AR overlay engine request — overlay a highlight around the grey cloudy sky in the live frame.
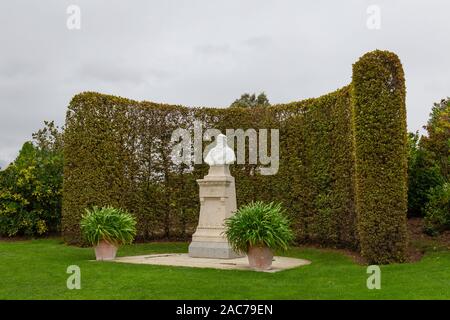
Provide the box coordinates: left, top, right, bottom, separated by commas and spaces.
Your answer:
0, 0, 449, 168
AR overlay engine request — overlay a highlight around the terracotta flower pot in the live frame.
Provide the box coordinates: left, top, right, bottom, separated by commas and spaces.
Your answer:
247, 245, 274, 270
94, 240, 118, 260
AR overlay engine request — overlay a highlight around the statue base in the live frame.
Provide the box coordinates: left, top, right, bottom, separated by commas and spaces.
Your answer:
189, 165, 243, 259
188, 241, 241, 259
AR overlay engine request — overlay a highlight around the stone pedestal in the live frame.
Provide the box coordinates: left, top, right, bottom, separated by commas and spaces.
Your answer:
189, 165, 242, 259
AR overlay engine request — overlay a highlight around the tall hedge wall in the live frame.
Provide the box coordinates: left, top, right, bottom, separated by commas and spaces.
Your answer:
352, 51, 408, 263
62, 50, 408, 263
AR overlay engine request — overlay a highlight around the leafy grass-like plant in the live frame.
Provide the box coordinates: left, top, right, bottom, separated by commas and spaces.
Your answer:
80, 206, 137, 246
224, 201, 294, 254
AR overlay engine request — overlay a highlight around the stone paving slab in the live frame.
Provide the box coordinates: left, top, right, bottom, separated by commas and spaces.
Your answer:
113, 253, 311, 273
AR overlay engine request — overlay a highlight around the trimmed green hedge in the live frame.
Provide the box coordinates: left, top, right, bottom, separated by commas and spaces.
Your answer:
62, 50, 408, 263
352, 51, 408, 263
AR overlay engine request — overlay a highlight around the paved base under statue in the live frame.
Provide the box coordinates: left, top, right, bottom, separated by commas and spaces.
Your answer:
113, 254, 311, 273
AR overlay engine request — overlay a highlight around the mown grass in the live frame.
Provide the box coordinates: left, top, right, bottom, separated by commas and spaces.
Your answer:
0, 239, 449, 299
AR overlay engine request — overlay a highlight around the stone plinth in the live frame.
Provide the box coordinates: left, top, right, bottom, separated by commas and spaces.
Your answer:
188, 165, 242, 258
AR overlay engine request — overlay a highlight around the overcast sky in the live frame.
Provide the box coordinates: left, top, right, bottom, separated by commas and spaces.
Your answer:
0, 0, 449, 168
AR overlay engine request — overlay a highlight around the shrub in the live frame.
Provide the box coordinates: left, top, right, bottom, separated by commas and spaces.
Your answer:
407, 132, 445, 217
424, 183, 450, 235
224, 201, 294, 253
80, 206, 137, 246
0, 140, 63, 237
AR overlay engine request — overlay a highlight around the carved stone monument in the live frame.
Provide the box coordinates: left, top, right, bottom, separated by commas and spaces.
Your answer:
188, 134, 242, 258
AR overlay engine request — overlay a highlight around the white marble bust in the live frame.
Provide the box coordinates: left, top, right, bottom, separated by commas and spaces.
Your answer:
204, 134, 235, 166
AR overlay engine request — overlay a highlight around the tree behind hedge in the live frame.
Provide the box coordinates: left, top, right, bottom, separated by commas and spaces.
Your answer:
420, 98, 449, 180
230, 92, 270, 108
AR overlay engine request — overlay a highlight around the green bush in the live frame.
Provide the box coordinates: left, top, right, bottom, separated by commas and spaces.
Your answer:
424, 183, 450, 235
80, 206, 137, 246
0, 140, 63, 237
407, 132, 445, 217
224, 202, 294, 253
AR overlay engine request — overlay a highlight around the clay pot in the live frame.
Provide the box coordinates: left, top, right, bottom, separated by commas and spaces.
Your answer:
94, 240, 118, 260
247, 245, 274, 270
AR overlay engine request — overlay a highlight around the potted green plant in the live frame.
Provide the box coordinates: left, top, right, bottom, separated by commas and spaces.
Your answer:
224, 201, 294, 270
80, 206, 137, 260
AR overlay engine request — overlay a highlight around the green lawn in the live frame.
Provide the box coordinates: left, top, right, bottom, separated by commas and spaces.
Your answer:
0, 239, 449, 299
